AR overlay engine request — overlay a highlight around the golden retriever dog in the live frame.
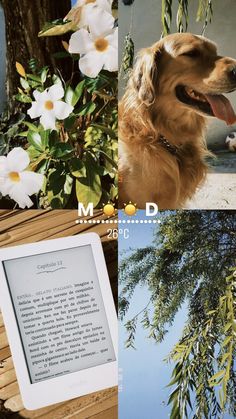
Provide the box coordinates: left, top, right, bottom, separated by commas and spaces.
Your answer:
119, 33, 236, 209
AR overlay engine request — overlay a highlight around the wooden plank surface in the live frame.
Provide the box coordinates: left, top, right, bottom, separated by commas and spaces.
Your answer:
0, 210, 118, 418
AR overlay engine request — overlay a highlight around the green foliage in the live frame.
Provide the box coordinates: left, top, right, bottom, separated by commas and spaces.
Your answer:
161, 0, 214, 35
166, 270, 236, 418
1, 55, 118, 208
119, 211, 236, 417
0, 112, 26, 154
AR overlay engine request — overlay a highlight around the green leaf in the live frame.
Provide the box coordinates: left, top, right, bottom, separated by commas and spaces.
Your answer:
65, 82, 85, 107
41, 68, 49, 84
48, 130, 59, 149
76, 175, 101, 207
0, 134, 8, 155
27, 131, 44, 151
50, 143, 74, 160
222, 336, 232, 347
24, 122, 39, 132
64, 114, 77, 130
47, 168, 73, 209
38, 20, 76, 37
220, 353, 230, 367
224, 322, 232, 333
167, 386, 180, 405
69, 158, 86, 178
170, 401, 180, 419
27, 74, 42, 83
74, 80, 85, 104
209, 370, 225, 383
65, 86, 75, 106
27, 145, 42, 160
48, 167, 66, 195
76, 155, 102, 207
91, 123, 117, 139
15, 94, 32, 103
20, 77, 30, 90
77, 102, 96, 116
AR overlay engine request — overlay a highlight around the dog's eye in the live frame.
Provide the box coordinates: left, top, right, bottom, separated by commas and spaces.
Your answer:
181, 49, 200, 58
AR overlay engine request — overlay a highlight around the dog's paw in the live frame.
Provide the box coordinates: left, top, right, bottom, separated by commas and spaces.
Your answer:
225, 132, 236, 151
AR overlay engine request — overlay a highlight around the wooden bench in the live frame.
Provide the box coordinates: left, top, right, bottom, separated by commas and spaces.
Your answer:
0, 210, 118, 418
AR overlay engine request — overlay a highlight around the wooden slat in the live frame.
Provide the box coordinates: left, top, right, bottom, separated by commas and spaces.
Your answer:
0, 210, 118, 419
89, 406, 117, 419
0, 331, 8, 350
0, 381, 19, 400
0, 211, 117, 247
17, 402, 66, 419
0, 357, 13, 375
0, 346, 11, 362
0, 369, 16, 388
35, 388, 117, 419
0, 313, 4, 327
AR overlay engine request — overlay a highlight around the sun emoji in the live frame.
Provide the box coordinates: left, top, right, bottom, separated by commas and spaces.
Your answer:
103, 202, 116, 217
124, 202, 138, 216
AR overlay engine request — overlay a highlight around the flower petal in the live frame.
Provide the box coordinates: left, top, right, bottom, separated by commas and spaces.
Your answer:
0, 177, 12, 195
0, 156, 8, 176
40, 112, 56, 130
106, 27, 118, 49
103, 46, 118, 72
33, 90, 48, 102
79, 50, 104, 78
88, 9, 114, 38
20, 171, 44, 195
97, 0, 112, 13
8, 183, 34, 208
79, 1, 112, 28
48, 84, 65, 101
6, 148, 30, 172
54, 101, 74, 120
69, 29, 93, 54
27, 101, 44, 119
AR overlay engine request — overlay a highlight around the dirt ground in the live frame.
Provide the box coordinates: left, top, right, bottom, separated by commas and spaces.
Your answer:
186, 173, 236, 209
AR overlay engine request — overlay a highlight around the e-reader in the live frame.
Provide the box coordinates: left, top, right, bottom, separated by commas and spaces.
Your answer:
0, 233, 117, 410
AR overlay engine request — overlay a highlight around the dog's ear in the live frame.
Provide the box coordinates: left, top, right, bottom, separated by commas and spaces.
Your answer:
133, 47, 161, 106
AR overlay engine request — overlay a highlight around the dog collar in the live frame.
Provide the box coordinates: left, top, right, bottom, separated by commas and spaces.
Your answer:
158, 135, 179, 156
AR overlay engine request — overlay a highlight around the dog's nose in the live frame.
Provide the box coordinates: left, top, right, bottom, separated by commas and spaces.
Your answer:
229, 67, 236, 83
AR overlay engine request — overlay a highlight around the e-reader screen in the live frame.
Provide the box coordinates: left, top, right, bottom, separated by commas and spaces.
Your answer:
2, 245, 116, 384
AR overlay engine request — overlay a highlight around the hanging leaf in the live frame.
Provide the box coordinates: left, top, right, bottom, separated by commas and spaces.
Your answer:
121, 34, 135, 73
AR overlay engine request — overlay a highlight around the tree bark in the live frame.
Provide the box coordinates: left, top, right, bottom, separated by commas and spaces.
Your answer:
1, 0, 71, 111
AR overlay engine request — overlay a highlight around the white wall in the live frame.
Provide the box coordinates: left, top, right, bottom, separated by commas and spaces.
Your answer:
119, 0, 236, 146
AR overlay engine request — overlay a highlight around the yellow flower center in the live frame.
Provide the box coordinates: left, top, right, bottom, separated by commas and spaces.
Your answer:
94, 38, 109, 52
85, 0, 96, 4
9, 172, 20, 182
44, 100, 54, 110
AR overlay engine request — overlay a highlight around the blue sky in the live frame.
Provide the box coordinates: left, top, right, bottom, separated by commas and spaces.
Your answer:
118, 211, 234, 419
119, 212, 186, 418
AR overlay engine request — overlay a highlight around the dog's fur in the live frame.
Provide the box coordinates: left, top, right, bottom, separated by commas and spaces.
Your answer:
119, 33, 236, 209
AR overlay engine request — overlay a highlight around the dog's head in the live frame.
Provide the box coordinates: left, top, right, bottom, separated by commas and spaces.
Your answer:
132, 33, 236, 125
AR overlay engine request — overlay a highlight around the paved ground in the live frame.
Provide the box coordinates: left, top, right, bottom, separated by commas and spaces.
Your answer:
186, 173, 236, 209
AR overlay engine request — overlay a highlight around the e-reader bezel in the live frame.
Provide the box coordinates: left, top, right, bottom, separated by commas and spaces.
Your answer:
0, 233, 117, 410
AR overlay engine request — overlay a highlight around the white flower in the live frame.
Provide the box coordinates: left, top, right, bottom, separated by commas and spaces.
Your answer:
27, 84, 74, 130
0, 148, 44, 209
66, 0, 113, 29
69, 9, 118, 78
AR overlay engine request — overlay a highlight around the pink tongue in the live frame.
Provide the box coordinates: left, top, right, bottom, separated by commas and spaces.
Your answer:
205, 94, 236, 126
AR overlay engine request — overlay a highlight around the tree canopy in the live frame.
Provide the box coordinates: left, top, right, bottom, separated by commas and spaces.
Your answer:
119, 211, 236, 418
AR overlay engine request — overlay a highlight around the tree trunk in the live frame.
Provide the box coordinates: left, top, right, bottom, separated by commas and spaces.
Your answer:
1, 0, 71, 111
